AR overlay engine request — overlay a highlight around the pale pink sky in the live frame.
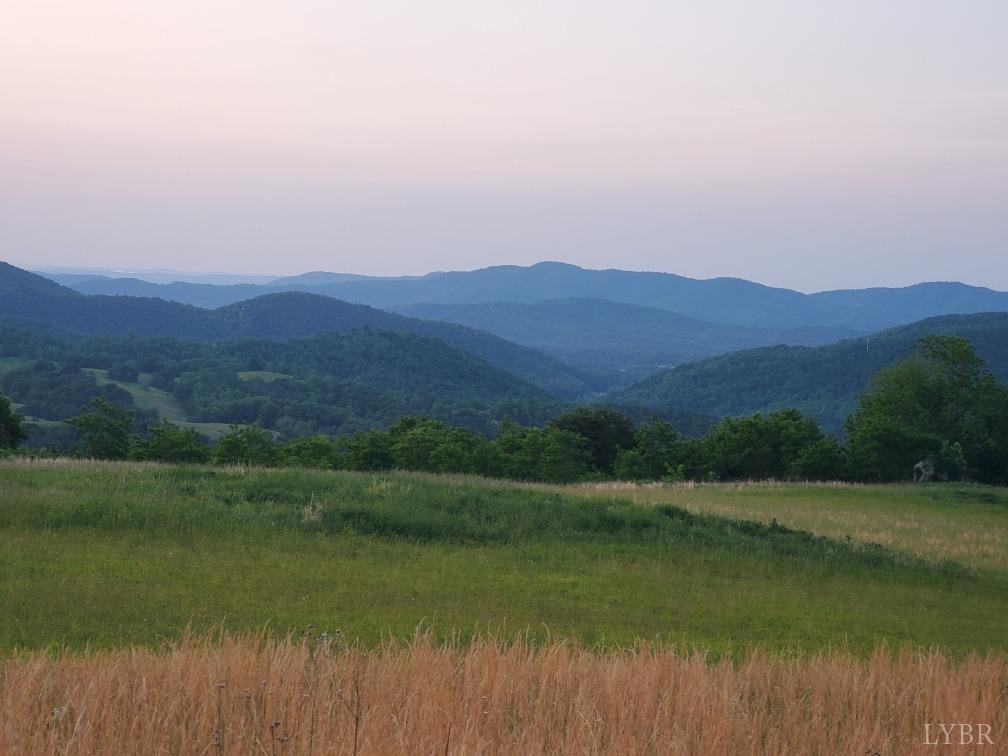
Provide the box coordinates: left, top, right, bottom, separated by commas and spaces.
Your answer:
2, 1, 1006, 291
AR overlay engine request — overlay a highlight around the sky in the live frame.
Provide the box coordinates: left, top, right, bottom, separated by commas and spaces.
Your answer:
2, 1, 1006, 292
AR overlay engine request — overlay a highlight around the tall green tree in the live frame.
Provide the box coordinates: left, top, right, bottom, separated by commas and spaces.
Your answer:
537, 427, 593, 483
492, 419, 542, 480
345, 429, 394, 471
67, 398, 135, 459
702, 409, 825, 480
428, 427, 491, 474
135, 421, 210, 463
212, 425, 276, 466
278, 435, 340, 469
845, 336, 1008, 483
615, 417, 690, 481
548, 406, 635, 474
0, 392, 27, 450
389, 416, 448, 471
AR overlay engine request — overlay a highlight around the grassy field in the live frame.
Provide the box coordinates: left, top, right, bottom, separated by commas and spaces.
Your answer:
237, 370, 294, 382
0, 356, 32, 376
2, 459, 1006, 655
83, 368, 188, 422
81, 368, 233, 438
3, 459, 1006, 753
567, 480, 1008, 572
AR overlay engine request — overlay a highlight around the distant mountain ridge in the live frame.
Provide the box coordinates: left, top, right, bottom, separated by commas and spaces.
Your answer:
0, 262, 596, 399
10, 259, 1008, 438
42, 269, 277, 285
809, 282, 1008, 327
609, 312, 1008, 434
45, 276, 280, 309
40, 260, 1008, 332
394, 298, 863, 382
269, 271, 427, 286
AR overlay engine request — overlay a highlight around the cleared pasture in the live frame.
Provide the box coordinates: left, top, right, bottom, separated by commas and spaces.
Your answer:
2, 459, 1005, 654
566, 480, 1008, 572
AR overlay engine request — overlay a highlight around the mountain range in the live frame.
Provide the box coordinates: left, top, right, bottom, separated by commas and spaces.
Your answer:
1, 262, 594, 399
38, 261, 1008, 382
5, 258, 1008, 439
44, 261, 1008, 332
393, 299, 862, 381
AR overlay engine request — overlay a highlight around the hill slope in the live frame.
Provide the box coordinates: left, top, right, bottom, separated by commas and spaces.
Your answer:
395, 298, 863, 380
610, 312, 1008, 434
0, 263, 595, 398
1, 328, 560, 435
0, 261, 84, 320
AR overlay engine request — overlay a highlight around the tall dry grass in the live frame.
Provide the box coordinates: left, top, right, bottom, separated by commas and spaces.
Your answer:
560, 479, 1008, 573
2, 633, 1004, 755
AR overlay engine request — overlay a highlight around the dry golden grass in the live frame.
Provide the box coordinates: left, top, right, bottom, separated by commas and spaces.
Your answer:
3, 633, 1005, 755
559, 479, 1008, 572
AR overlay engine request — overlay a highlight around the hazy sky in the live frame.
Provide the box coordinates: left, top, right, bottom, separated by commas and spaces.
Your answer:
2, 1, 1006, 291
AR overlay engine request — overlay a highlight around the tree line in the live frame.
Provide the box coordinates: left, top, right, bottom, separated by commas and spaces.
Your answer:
2, 336, 1006, 485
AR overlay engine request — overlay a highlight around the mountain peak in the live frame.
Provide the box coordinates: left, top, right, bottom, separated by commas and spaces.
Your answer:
529, 261, 583, 271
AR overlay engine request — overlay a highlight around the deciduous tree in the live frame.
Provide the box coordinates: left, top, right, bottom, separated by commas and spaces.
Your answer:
0, 392, 27, 450
67, 398, 135, 459
846, 336, 1008, 483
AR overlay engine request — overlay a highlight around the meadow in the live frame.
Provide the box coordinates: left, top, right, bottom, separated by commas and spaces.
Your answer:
2, 458, 1006, 653
2, 458, 1006, 752
569, 479, 1008, 572
83, 368, 233, 439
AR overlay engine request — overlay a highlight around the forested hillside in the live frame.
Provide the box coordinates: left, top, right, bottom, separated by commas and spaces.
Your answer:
0, 264, 596, 398
0, 329, 558, 436
10, 261, 1008, 441
610, 313, 1008, 434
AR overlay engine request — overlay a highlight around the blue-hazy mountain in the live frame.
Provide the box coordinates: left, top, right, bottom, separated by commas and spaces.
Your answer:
42, 261, 1008, 332
809, 283, 1008, 328
394, 298, 863, 382
46, 277, 278, 309
269, 271, 405, 286
41, 268, 277, 285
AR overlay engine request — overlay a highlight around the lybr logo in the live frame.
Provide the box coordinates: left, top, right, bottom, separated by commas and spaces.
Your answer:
923, 723, 994, 746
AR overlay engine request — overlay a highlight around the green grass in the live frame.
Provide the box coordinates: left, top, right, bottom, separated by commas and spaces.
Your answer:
237, 370, 293, 382
80, 368, 231, 438
568, 481, 1008, 571
175, 421, 234, 439
83, 368, 188, 422
0, 357, 32, 376
1, 460, 1006, 655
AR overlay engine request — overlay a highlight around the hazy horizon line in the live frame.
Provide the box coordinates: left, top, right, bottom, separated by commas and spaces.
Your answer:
24, 259, 1007, 296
